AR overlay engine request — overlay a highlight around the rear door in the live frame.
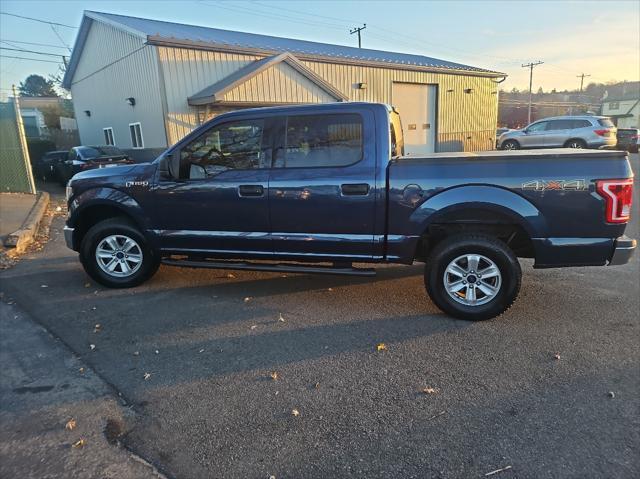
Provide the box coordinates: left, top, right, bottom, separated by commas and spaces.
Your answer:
268, 108, 378, 260
544, 119, 573, 147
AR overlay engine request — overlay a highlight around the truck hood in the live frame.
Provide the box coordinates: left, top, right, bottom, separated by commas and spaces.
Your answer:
70, 162, 152, 183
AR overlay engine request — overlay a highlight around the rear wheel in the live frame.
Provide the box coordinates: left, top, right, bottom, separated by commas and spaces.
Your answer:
424, 234, 521, 321
564, 139, 586, 149
502, 140, 520, 150
80, 218, 160, 288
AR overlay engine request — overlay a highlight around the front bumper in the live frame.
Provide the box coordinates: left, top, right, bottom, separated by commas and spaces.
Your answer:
609, 236, 636, 265
63, 225, 76, 251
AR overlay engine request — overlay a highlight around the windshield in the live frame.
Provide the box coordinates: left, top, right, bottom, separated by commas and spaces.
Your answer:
79, 146, 124, 157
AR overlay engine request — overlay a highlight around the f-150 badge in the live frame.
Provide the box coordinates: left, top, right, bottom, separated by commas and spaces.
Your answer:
125, 181, 149, 187
522, 179, 586, 191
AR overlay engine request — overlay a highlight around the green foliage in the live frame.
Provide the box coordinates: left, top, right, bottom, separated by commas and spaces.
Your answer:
18, 74, 58, 97
26, 138, 57, 162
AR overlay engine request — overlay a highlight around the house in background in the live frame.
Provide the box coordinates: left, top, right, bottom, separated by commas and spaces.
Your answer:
62, 11, 505, 160
602, 91, 640, 128
19, 107, 47, 138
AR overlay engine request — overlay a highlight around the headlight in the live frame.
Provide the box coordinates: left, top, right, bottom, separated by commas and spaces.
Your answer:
66, 185, 73, 201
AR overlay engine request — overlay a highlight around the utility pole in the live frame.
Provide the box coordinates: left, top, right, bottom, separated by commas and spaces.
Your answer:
350, 24, 366, 48
577, 73, 590, 92
522, 61, 544, 124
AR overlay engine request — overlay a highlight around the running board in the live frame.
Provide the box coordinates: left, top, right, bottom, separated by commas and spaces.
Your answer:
161, 258, 376, 277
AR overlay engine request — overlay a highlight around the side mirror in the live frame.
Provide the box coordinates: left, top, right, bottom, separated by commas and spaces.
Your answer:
189, 163, 207, 179
168, 150, 181, 179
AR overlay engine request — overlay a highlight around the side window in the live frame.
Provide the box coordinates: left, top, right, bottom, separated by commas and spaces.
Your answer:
527, 122, 547, 132
571, 120, 591, 129
180, 119, 266, 179
129, 123, 144, 149
546, 119, 572, 130
282, 113, 363, 168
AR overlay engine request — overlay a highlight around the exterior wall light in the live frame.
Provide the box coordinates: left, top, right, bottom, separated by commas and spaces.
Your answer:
126, 97, 136, 106
464, 88, 474, 94
356, 82, 367, 90
84, 110, 91, 117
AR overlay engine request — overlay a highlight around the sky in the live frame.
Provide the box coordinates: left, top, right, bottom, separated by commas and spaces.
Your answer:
1, 0, 639, 99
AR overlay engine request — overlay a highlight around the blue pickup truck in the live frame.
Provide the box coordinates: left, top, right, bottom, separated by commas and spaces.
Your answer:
64, 103, 635, 320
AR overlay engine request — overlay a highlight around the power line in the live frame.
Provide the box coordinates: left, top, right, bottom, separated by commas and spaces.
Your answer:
50, 24, 72, 52
0, 54, 62, 64
0, 38, 69, 49
522, 61, 544, 123
349, 24, 366, 49
0, 11, 77, 28
0, 46, 65, 57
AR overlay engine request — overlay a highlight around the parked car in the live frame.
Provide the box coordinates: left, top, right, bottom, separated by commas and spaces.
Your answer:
55, 146, 132, 185
33, 150, 68, 181
497, 116, 617, 150
63, 103, 635, 321
616, 128, 639, 153
496, 128, 511, 148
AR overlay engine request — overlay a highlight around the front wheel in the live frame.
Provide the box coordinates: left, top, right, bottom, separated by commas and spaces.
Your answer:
80, 218, 160, 288
501, 140, 520, 150
424, 234, 521, 321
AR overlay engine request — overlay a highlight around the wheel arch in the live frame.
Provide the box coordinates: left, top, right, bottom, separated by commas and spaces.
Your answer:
409, 185, 546, 261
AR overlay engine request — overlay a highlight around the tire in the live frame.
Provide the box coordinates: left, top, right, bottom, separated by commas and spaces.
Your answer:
424, 234, 521, 321
501, 139, 520, 150
564, 139, 586, 149
80, 217, 160, 288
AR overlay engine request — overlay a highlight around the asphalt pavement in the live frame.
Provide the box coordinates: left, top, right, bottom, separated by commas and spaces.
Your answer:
0, 155, 638, 479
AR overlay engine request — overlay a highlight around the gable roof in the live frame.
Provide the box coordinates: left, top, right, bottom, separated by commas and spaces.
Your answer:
63, 11, 503, 88
188, 52, 348, 106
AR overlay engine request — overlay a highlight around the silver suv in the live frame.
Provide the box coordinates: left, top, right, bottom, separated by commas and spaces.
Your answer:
497, 116, 617, 150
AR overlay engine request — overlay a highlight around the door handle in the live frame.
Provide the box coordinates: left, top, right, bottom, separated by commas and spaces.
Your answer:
341, 183, 370, 196
238, 184, 264, 197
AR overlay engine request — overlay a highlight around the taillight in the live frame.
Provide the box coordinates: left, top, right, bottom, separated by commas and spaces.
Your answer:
596, 179, 634, 223
594, 129, 611, 137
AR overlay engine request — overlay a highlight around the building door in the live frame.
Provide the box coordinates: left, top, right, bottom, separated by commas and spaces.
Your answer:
392, 83, 437, 155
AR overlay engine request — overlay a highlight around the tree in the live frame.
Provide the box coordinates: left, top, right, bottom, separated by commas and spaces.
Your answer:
18, 74, 58, 97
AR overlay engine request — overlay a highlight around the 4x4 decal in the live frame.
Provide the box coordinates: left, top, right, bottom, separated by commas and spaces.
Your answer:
522, 179, 586, 191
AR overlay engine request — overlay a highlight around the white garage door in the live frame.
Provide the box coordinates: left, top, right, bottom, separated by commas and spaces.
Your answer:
392, 83, 437, 155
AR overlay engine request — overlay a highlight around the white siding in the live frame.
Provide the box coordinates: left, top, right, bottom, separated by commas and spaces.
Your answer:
70, 21, 167, 149
602, 99, 640, 129
158, 46, 499, 151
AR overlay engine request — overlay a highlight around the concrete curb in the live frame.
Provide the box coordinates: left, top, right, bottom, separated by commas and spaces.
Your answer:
3, 191, 50, 253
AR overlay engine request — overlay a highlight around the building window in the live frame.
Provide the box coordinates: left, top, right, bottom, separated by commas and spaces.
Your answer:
129, 122, 144, 149
280, 113, 363, 168
103, 127, 115, 146
609, 101, 620, 110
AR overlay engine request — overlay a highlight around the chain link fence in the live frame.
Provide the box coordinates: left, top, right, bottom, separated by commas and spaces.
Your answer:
0, 99, 36, 193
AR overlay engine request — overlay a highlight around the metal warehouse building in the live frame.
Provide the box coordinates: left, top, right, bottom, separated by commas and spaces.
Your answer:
63, 11, 505, 159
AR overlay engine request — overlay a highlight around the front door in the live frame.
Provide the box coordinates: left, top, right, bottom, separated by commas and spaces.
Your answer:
392, 82, 437, 155
152, 117, 273, 256
268, 110, 378, 260
520, 120, 549, 148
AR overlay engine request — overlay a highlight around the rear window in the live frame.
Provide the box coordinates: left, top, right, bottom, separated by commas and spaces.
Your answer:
282, 113, 363, 168
79, 146, 124, 157
598, 119, 615, 128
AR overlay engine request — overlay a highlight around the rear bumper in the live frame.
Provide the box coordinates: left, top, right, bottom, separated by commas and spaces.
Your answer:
609, 236, 636, 266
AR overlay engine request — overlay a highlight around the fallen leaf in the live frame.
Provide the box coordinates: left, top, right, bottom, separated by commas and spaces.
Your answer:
72, 439, 85, 448
244, 297, 251, 303
89, 344, 96, 351
270, 371, 278, 381
376, 343, 387, 352
55, 206, 62, 212
133, 351, 140, 356
278, 313, 285, 322
422, 387, 439, 395
40, 284, 48, 288
554, 353, 561, 360
199, 349, 205, 353
155, 350, 159, 355
84, 283, 90, 288
314, 382, 320, 389
65, 419, 76, 431
78, 367, 85, 374
91, 306, 96, 311
94, 324, 101, 329
143, 372, 151, 380
269, 475, 276, 479
226, 273, 235, 279
608, 391, 615, 398
291, 409, 300, 417
250, 325, 258, 330
327, 287, 334, 292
